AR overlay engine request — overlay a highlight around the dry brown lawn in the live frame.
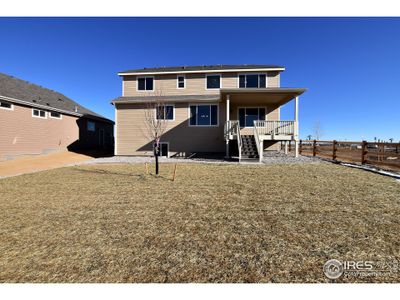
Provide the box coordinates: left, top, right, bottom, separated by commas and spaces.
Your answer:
0, 162, 399, 283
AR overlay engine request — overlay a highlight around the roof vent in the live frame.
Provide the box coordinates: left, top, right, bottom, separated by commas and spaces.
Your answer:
46, 103, 50, 106
32, 99, 37, 103
74, 106, 78, 112
58, 98, 63, 101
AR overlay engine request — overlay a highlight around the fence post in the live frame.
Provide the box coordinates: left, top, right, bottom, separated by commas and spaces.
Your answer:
299, 140, 302, 155
313, 140, 317, 157
332, 140, 337, 161
361, 141, 367, 165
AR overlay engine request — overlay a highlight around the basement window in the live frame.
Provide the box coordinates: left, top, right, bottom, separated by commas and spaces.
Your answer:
32, 109, 46, 118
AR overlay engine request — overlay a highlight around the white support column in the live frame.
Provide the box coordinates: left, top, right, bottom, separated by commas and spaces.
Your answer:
259, 140, 263, 163
225, 94, 230, 158
284, 141, 288, 155
226, 94, 230, 122
294, 96, 299, 158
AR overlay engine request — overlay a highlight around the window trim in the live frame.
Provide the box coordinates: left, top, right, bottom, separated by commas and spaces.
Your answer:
237, 106, 268, 128
205, 74, 222, 90
0, 100, 14, 111
136, 76, 155, 92
155, 104, 175, 121
188, 103, 219, 127
153, 142, 169, 158
32, 108, 47, 119
87, 120, 96, 132
49, 111, 62, 119
177, 75, 186, 89
237, 73, 268, 88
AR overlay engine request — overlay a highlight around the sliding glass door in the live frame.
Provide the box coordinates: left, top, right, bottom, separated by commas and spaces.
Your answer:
238, 107, 266, 127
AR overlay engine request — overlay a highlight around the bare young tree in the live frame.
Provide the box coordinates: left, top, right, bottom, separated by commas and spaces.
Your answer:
306, 134, 312, 140
313, 120, 324, 141
143, 91, 169, 175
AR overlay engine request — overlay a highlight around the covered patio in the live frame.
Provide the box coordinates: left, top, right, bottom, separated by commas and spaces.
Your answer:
221, 88, 306, 162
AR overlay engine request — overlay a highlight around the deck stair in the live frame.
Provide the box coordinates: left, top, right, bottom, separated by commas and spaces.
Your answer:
241, 135, 259, 159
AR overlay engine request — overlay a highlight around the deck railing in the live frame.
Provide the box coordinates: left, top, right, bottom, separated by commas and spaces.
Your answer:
254, 120, 295, 137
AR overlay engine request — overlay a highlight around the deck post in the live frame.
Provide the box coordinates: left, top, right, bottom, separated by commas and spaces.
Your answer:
294, 97, 299, 158
284, 141, 288, 155
295, 140, 299, 158
225, 95, 230, 158
259, 140, 263, 163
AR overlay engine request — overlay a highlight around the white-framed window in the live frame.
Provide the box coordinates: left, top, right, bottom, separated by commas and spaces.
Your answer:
49, 111, 62, 119
238, 74, 267, 88
156, 105, 174, 121
32, 109, 47, 119
0, 100, 13, 110
177, 75, 185, 89
87, 120, 96, 132
137, 76, 154, 91
189, 104, 219, 126
206, 74, 221, 89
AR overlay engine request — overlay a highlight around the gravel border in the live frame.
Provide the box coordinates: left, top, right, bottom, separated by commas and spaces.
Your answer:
78, 153, 322, 166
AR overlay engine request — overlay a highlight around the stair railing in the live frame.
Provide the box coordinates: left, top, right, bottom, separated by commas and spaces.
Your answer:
236, 122, 242, 162
253, 120, 262, 162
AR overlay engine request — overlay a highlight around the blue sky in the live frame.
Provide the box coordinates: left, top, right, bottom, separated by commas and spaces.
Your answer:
0, 17, 399, 141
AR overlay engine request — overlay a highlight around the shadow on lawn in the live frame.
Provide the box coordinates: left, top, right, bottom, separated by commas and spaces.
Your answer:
72, 167, 174, 181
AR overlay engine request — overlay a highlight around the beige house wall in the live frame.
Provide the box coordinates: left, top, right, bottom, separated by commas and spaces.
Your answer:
115, 98, 282, 156
116, 101, 226, 156
0, 102, 80, 160
123, 71, 281, 97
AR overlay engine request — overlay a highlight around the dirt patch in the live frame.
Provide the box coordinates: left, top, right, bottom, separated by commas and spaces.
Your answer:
0, 151, 94, 178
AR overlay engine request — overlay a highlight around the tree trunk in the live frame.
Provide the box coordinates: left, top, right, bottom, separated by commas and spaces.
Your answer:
155, 152, 159, 175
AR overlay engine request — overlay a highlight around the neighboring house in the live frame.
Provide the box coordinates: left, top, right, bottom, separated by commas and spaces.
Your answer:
112, 65, 306, 161
0, 73, 114, 161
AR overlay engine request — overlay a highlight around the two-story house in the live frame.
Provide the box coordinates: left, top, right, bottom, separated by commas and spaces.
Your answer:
112, 65, 306, 162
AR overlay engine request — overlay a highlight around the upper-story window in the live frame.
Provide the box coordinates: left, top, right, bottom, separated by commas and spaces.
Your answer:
239, 74, 267, 88
32, 109, 46, 118
137, 76, 154, 91
177, 75, 185, 89
156, 105, 174, 120
206, 75, 221, 89
0, 100, 13, 110
50, 111, 62, 119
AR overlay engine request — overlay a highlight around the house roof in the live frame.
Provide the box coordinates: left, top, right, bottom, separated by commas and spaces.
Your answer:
0, 73, 113, 124
118, 64, 285, 75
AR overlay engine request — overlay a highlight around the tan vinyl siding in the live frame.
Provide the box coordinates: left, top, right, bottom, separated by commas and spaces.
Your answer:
0, 103, 79, 160
116, 102, 226, 156
122, 71, 280, 96
267, 71, 280, 87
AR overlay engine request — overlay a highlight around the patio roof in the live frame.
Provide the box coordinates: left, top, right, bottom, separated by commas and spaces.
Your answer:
220, 88, 307, 106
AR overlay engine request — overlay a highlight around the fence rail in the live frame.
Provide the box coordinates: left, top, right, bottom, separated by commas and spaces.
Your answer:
300, 140, 400, 172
